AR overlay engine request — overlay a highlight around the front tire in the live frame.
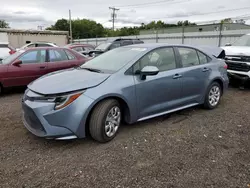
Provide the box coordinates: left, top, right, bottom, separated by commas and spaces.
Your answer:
204, 82, 222, 109
89, 99, 121, 143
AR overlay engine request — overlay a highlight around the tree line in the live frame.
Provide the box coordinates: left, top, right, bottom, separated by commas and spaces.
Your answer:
5, 18, 238, 39
0, 17, 244, 39
46, 19, 196, 38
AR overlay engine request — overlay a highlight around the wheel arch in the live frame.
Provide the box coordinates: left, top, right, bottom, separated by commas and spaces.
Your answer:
210, 78, 224, 95
84, 95, 132, 135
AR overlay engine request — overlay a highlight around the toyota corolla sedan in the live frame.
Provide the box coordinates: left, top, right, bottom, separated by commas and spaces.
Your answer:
22, 44, 229, 143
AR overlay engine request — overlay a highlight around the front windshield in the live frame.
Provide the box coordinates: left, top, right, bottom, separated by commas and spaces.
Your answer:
95, 43, 111, 51
1, 51, 22, 64
80, 47, 147, 73
233, 35, 250, 46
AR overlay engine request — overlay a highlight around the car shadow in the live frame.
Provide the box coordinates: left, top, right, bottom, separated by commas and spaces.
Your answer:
1, 86, 26, 96
229, 81, 250, 90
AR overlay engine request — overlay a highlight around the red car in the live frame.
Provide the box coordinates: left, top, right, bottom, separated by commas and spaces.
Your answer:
0, 47, 88, 94
65, 44, 95, 55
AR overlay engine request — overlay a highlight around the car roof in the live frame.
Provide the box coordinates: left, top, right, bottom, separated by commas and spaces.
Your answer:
29, 42, 55, 44
65, 43, 93, 46
121, 43, 194, 49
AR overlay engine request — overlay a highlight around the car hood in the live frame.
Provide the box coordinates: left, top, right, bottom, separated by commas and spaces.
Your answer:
28, 68, 111, 95
221, 46, 250, 56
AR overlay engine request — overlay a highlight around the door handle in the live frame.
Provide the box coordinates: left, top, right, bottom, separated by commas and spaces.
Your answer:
39, 66, 46, 69
202, 67, 210, 72
172, 74, 182, 79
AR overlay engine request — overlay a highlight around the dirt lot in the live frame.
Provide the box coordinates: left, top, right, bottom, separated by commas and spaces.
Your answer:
0, 87, 249, 188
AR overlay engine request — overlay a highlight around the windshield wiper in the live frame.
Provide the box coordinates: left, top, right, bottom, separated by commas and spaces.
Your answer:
80, 67, 103, 73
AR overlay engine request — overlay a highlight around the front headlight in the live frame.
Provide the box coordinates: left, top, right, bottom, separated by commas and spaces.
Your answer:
54, 92, 83, 110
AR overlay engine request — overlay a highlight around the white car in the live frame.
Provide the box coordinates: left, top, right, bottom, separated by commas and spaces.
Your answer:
0, 43, 16, 60
221, 34, 250, 88
16, 42, 58, 51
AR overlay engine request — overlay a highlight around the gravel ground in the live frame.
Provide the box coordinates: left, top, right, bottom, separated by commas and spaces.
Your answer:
0, 87, 249, 188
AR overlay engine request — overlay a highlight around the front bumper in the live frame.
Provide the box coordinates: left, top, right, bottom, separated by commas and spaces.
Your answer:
227, 70, 250, 80
22, 90, 95, 139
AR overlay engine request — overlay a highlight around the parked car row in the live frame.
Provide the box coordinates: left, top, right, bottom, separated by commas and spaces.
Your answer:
1, 38, 142, 94
4, 36, 250, 143
0, 47, 89, 94
20, 43, 229, 143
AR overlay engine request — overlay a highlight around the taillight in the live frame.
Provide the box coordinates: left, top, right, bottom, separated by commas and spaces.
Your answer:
9, 50, 16, 55
224, 64, 228, 69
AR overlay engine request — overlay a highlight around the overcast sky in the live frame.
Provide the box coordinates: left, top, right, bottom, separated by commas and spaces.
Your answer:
1, 0, 250, 29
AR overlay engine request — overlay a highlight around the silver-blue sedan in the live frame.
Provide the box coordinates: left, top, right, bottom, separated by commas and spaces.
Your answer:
22, 44, 229, 143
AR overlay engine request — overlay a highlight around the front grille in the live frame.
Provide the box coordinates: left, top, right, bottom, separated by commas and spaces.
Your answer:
22, 103, 46, 135
225, 55, 250, 62
225, 55, 250, 72
226, 61, 250, 72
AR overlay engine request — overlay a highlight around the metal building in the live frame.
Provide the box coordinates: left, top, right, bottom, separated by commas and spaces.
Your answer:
0, 29, 69, 48
139, 23, 250, 35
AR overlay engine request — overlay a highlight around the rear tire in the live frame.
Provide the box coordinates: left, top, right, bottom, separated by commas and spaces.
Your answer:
204, 82, 222, 109
89, 99, 121, 143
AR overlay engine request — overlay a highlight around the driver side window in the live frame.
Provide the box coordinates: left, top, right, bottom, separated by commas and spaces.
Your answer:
19, 50, 46, 64
133, 47, 177, 73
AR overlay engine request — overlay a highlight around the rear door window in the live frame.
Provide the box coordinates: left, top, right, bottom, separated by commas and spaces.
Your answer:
178, 47, 200, 67
49, 49, 68, 62
197, 51, 210, 64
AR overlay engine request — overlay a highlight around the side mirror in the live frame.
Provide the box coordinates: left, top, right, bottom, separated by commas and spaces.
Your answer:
140, 66, 159, 80
13, 60, 22, 66
225, 43, 232, 46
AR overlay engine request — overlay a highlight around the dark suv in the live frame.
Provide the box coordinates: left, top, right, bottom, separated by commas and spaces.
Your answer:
89, 38, 144, 57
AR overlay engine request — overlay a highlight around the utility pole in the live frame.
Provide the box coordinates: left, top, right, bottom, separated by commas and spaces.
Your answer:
182, 23, 185, 44
69, 9, 73, 44
218, 22, 223, 47
109, 7, 119, 31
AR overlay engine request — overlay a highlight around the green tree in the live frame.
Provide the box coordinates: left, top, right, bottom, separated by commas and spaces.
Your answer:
0, 20, 9, 28
221, 18, 233, 24
177, 20, 196, 26
46, 18, 197, 39
46, 19, 69, 31
46, 18, 106, 39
